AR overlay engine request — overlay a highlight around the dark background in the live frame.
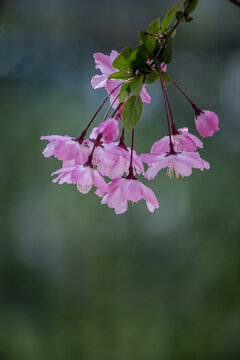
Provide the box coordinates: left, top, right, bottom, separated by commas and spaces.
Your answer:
0, 0, 240, 359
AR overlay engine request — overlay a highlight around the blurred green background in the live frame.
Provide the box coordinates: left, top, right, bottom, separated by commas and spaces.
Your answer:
0, 0, 240, 359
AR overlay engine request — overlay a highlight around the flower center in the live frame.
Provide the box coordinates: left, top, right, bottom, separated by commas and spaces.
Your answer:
166, 167, 181, 179
78, 184, 91, 191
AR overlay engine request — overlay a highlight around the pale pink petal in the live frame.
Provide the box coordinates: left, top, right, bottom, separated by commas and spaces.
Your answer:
107, 184, 124, 209
91, 74, 108, 89
145, 163, 164, 180
77, 183, 92, 194
109, 50, 119, 63
121, 180, 143, 203
115, 200, 128, 214
71, 166, 92, 185
93, 52, 115, 75
62, 160, 76, 167
140, 183, 159, 211
151, 137, 169, 154
42, 142, 56, 158
41, 135, 71, 141
171, 157, 193, 177
96, 118, 119, 143
92, 170, 108, 193
140, 85, 151, 104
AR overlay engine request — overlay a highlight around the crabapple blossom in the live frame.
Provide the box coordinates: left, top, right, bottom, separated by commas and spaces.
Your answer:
140, 151, 210, 179
151, 127, 203, 153
91, 51, 151, 108
41, 2, 219, 215
52, 165, 108, 196
101, 177, 159, 214
95, 144, 144, 179
41, 135, 90, 164
89, 118, 119, 144
194, 110, 219, 138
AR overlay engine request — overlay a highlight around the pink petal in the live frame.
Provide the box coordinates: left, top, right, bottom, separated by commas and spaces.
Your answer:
140, 183, 159, 211
91, 74, 108, 89
195, 110, 219, 138
115, 200, 128, 214
93, 52, 115, 75
121, 180, 143, 203
77, 183, 92, 194
140, 85, 151, 104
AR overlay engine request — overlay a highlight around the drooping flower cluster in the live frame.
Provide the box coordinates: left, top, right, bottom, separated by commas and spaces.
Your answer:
41, 116, 159, 214
41, 6, 219, 215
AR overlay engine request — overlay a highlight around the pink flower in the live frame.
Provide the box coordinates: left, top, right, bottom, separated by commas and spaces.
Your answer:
95, 143, 144, 179
91, 51, 151, 109
91, 51, 119, 89
151, 127, 203, 153
89, 118, 119, 144
101, 177, 159, 214
41, 135, 90, 164
195, 110, 219, 138
140, 151, 210, 179
51, 165, 108, 196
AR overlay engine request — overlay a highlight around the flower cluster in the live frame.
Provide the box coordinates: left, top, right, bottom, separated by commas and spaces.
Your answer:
41, 6, 219, 215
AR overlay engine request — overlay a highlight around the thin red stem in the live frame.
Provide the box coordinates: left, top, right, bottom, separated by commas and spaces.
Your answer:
172, 80, 194, 106
102, 94, 120, 122
84, 133, 102, 168
160, 77, 174, 151
164, 85, 177, 133
118, 128, 128, 151
112, 103, 122, 119
77, 82, 124, 143
126, 129, 136, 179
172, 80, 203, 116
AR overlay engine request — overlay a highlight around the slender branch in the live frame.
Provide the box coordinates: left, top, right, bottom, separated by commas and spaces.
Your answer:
76, 82, 124, 142
155, 0, 193, 60
102, 95, 120, 122
159, 74, 174, 150
228, 0, 240, 7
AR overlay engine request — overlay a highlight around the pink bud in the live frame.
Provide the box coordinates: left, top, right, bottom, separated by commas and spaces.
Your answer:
195, 110, 219, 138
93, 118, 119, 144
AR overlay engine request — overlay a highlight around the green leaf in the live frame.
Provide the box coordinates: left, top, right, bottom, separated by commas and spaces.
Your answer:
145, 72, 159, 84
153, 57, 161, 72
139, 18, 160, 54
112, 47, 137, 71
176, 11, 184, 21
162, 3, 179, 30
108, 72, 132, 80
185, 16, 193, 22
122, 95, 143, 131
161, 71, 172, 84
148, 18, 161, 34
139, 32, 155, 54
119, 82, 131, 103
133, 45, 151, 73
130, 76, 143, 96
184, 0, 199, 15
161, 38, 173, 64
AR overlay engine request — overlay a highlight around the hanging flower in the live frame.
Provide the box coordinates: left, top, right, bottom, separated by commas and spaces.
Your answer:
194, 110, 219, 138
51, 164, 108, 196
41, 135, 90, 164
101, 177, 159, 214
151, 127, 203, 153
140, 151, 210, 179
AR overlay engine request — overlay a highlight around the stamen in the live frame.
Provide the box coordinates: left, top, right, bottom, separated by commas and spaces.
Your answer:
78, 185, 91, 191
166, 167, 183, 179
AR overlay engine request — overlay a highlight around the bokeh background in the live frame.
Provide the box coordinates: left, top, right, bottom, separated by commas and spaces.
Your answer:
0, 0, 240, 359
